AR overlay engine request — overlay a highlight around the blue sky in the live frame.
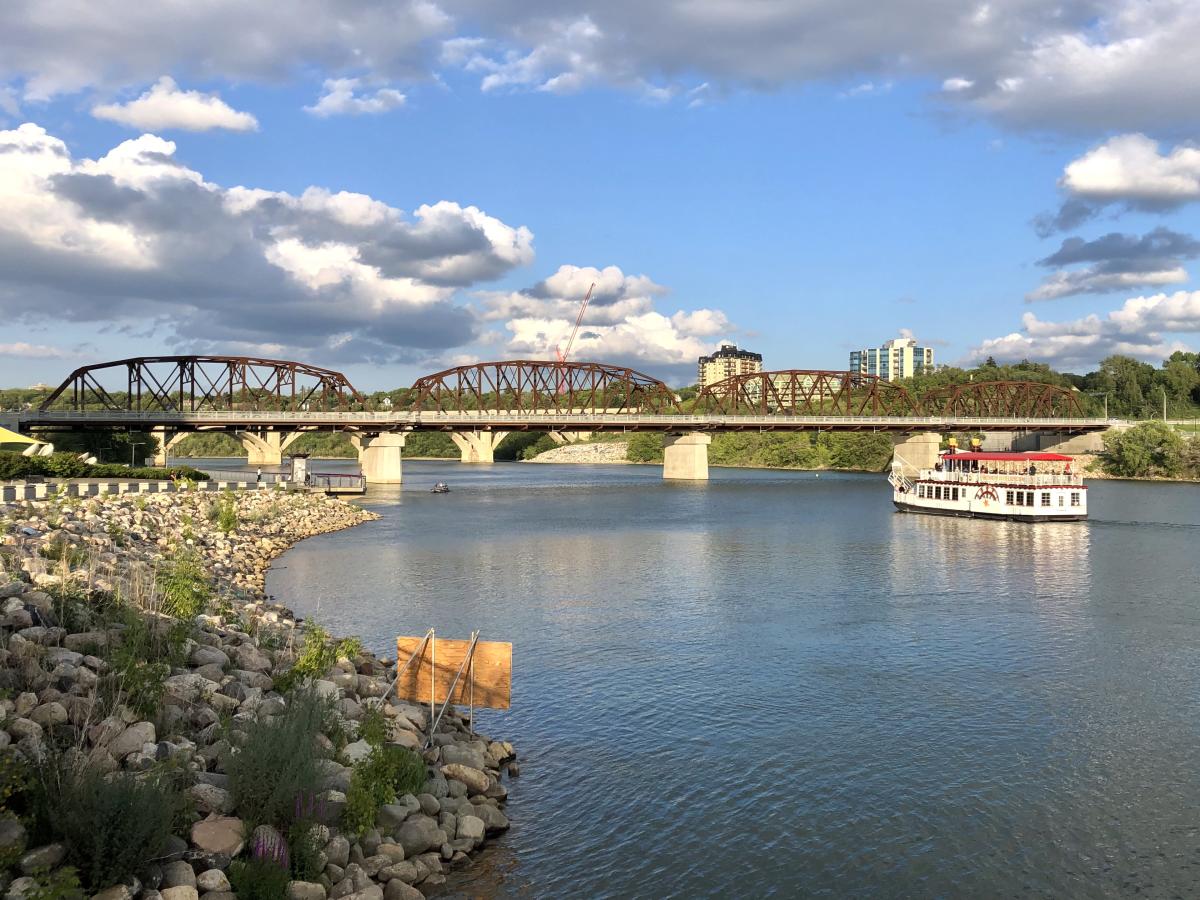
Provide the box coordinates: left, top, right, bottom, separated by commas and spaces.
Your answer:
3, 1, 1200, 391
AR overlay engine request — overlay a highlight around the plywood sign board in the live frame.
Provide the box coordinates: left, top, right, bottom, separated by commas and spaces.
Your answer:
395, 635, 512, 710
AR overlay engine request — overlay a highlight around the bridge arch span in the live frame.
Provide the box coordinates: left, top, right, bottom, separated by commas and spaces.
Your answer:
408, 360, 682, 414
696, 370, 921, 416
919, 381, 1085, 418
39, 355, 363, 412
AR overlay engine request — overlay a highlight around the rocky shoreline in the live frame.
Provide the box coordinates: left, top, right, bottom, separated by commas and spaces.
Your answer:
0, 488, 516, 900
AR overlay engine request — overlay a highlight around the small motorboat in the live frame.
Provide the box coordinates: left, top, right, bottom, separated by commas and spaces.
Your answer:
431, 482, 450, 493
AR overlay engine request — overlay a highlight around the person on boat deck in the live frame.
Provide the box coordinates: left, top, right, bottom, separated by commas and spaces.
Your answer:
934, 461, 943, 471
1028, 464, 1037, 476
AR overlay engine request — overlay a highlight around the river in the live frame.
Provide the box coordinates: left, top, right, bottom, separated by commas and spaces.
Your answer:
219, 458, 1200, 898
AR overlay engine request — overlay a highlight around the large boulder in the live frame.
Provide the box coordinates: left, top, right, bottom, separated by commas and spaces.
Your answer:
288, 883, 327, 900
107, 721, 156, 760
161, 860, 196, 888
190, 817, 244, 857
196, 869, 231, 893
456, 815, 485, 845
440, 764, 489, 796
439, 743, 487, 770
189, 783, 234, 815
394, 816, 447, 858
189, 645, 229, 668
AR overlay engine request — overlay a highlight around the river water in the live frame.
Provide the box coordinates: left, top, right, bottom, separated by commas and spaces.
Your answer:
239, 459, 1200, 898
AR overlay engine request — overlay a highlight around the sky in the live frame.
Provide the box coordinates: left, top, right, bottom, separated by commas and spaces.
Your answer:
3, 1, 1200, 391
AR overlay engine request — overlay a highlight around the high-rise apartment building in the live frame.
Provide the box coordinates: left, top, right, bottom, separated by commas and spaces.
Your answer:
849, 337, 934, 381
697, 343, 763, 389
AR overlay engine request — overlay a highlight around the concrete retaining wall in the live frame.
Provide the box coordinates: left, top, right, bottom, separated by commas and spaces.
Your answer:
1, 480, 277, 503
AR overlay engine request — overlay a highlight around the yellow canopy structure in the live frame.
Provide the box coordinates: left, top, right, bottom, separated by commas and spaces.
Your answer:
0, 426, 38, 449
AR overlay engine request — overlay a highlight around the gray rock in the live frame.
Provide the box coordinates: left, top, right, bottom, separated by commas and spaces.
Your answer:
0, 817, 26, 859
195, 869, 230, 893
439, 743, 487, 770
43, 647, 83, 668
188, 783, 234, 816
160, 887, 198, 900
394, 816, 447, 858
440, 764, 489, 796
288, 883, 327, 900
161, 860, 196, 888
19, 842, 65, 874
190, 817, 244, 857
376, 843, 404, 863
6, 718, 42, 743
341, 739, 372, 765
456, 815, 485, 844
375, 804, 410, 830
342, 887, 383, 900
382, 881, 422, 900
29, 703, 68, 728
107, 721, 155, 760
378, 861, 418, 884
471, 803, 510, 833
91, 887, 134, 900
324, 835, 350, 869
417, 794, 439, 817
189, 646, 229, 668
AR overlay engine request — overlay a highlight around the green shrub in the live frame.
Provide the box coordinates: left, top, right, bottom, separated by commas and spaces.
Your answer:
229, 855, 291, 900
157, 553, 210, 619
22, 866, 84, 900
341, 745, 427, 837
101, 610, 190, 719
38, 536, 89, 568
215, 493, 238, 534
625, 433, 663, 463
1102, 421, 1185, 477
287, 822, 325, 881
0, 452, 205, 482
357, 707, 388, 747
30, 763, 182, 892
228, 687, 331, 833
276, 626, 361, 693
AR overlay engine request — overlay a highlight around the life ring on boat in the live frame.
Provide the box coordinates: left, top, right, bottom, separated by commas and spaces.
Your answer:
975, 486, 998, 502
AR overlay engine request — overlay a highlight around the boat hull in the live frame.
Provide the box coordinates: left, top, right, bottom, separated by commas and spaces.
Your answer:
893, 499, 1085, 522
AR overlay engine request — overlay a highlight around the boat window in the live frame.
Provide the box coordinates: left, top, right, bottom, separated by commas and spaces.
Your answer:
1005, 490, 1014, 505
1041, 492, 1050, 506
952, 487, 959, 501
1071, 492, 1081, 507
1058, 495, 1064, 507
935, 486, 942, 499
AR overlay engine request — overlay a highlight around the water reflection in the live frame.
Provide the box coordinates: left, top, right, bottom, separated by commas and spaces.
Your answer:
265, 462, 1200, 899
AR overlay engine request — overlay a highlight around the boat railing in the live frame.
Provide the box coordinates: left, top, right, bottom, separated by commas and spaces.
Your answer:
919, 470, 1084, 487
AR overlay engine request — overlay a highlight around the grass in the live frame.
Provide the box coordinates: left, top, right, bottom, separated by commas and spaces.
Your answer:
227, 687, 332, 833
341, 745, 427, 837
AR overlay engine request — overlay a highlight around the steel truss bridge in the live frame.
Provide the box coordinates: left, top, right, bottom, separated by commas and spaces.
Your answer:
15, 356, 1107, 434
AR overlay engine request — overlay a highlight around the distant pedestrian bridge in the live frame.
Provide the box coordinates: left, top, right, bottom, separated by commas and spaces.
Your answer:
12, 355, 1108, 483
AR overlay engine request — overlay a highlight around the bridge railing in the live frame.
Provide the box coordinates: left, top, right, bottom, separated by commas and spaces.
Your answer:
19, 409, 1111, 428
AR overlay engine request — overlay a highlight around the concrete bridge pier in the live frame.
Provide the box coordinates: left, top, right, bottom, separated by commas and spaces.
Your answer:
353, 432, 406, 484
891, 432, 942, 477
1012, 431, 1105, 454
451, 431, 510, 463
548, 431, 593, 445
236, 430, 301, 466
663, 432, 711, 480
151, 427, 191, 467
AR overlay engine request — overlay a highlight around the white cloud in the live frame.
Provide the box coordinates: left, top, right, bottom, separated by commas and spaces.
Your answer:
0, 2, 452, 100
1060, 133, 1200, 208
0, 0, 1197, 133
305, 78, 407, 117
0, 122, 534, 361
91, 77, 258, 132
481, 263, 731, 379
967, 290, 1200, 369
1027, 267, 1188, 301
0, 342, 72, 359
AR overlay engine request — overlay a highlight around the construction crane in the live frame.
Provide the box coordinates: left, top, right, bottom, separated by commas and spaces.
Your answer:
556, 282, 596, 365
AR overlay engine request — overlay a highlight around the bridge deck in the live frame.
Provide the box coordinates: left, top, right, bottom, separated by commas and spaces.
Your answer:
17, 410, 1110, 433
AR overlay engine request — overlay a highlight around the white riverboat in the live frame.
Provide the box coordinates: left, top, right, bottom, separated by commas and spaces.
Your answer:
888, 441, 1087, 521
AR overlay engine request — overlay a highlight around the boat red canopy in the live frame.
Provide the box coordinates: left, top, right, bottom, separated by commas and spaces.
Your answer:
941, 451, 1074, 462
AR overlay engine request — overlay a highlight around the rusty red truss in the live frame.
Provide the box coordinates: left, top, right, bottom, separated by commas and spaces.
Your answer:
696, 370, 921, 416
408, 360, 682, 414
39, 356, 363, 412
920, 380, 1085, 418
